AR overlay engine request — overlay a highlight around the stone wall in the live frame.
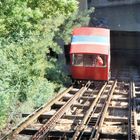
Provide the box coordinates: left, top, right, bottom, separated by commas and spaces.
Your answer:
90, 4, 140, 31
91, 0, 140, 7
77, 0, 88, 10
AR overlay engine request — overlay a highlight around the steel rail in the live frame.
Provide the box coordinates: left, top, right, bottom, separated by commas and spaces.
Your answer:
132, 82, 139, 140
90, 80, 117, 140
1, 86, 73, 140
31, 81, 91, 140
128, 81, 139, 140
128, 81, 134, 140
72, 82, 107, 140
77, 80, 116, 140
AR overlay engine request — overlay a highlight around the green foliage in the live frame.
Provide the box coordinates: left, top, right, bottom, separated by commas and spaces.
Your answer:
31, 79, 55, 108
46, 59, 71, 85
0, 0, 93, 129
0, 93, 10, 128
56, 8, 95, 44
29, 0, 78, 17
0, 41, 47, 127
0, 1, 43, 38
0, 40, 48, 128
0, 0, 78, 41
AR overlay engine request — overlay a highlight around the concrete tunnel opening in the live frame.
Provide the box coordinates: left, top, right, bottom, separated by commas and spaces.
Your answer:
111, 31, 140, 69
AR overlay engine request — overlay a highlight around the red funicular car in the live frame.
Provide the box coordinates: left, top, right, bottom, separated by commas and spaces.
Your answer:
70, 27, 110, 81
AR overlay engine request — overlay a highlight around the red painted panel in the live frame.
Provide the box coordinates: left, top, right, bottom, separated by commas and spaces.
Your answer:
71, 66, 109, 81
73, 27, 109, 36
70, 44, 109, 54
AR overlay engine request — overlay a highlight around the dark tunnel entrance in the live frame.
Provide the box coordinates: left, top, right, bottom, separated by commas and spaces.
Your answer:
111, 31, 140, 69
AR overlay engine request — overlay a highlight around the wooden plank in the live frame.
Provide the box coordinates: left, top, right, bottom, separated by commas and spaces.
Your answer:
105, 116, 128, 122
100, 133, 127, 139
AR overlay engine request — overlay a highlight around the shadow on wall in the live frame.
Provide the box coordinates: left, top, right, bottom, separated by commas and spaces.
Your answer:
64, 44, 71, 65
111, 50, 140, 68
89, 11, 109, 28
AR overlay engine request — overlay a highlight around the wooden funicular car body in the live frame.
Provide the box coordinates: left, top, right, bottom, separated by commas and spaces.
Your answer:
70, 27, 110, 81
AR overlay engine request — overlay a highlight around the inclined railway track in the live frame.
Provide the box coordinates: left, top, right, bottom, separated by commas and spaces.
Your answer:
128, 69, 140, 140
72, 80, 117, 140
1, 80, 119, 140
129, 81, 139, 140
90, 80, 117, 140
1, 86, 75, 140
72, 82, 108, 140
31, 81, 91, 140
1, 81, 96, 140
1, 66, 140, 140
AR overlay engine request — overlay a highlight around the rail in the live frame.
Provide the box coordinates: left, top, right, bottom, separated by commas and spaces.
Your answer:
128, 81, 139, 140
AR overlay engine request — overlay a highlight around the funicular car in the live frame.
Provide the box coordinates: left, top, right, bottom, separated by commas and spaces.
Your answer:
70, 27, 110, 81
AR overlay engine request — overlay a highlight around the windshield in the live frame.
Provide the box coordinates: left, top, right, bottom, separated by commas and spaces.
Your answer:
72, 54, 107, 67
